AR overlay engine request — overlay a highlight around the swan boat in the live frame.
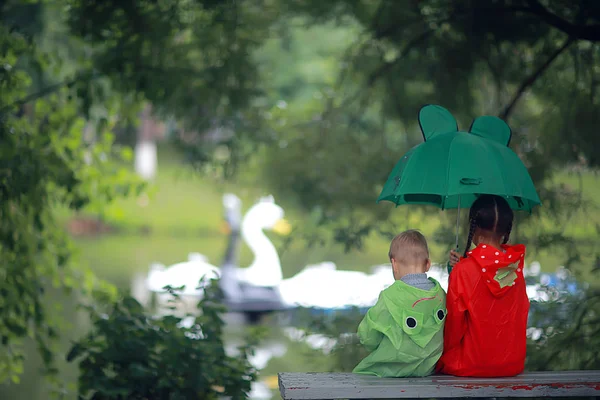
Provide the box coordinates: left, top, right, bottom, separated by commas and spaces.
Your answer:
143, 194, 294, 321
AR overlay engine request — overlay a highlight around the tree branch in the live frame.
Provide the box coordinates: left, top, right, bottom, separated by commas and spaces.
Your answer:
0, 73, 95, 113
334, 27, 436, 112
499, 37, 574, 120
1, 63, 207, 114
370, 0, 387, 34
319, 24, 438, 122
366, 27, 437, 88
510, 0, 600, 42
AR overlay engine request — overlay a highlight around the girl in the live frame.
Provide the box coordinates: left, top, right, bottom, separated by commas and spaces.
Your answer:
438, 194, 529, 377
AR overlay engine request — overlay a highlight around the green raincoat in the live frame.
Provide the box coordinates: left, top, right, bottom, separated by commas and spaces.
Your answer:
353, 278, 446, 378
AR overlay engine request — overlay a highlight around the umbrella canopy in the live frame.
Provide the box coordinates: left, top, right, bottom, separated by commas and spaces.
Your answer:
377, 105, 541, 212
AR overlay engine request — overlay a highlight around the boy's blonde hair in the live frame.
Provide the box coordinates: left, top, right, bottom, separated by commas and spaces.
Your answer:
388, 229, 430, 267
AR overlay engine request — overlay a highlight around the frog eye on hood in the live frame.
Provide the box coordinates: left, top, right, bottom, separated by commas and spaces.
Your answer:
401, 310, 424, 335
434, 308, 446, 324
405, 316, 418, 329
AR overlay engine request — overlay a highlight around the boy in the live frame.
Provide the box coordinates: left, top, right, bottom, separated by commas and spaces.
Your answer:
353, 230, 447, 378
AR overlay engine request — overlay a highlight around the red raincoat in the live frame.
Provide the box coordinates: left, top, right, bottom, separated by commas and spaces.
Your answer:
437, 243, 529, 377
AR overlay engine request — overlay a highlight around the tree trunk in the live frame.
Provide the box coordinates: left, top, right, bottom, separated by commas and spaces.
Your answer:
135, 104, 158, 181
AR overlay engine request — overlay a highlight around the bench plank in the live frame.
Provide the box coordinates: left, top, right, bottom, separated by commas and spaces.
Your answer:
279, 371, 600, 399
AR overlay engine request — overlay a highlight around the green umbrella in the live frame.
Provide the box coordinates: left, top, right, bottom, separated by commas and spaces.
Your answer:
378, 105, 541, 247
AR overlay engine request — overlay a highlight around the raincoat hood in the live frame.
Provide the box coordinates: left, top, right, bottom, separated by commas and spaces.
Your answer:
467, 243, 526, 298
381, 279, 446, 348
353, 278, 447, 378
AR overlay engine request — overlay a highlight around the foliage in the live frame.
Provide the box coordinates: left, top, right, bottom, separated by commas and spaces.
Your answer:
289, 308, 366, 373
21, 0, 600, 261
0, 0, 278, 387
527, 275, 600, 371
64, 0, 284, 179
3, 0, 600, 390
245, 0, 600, 260
252, 15, 405, 252
68, 278, 260, 400
0, 7, 143, 384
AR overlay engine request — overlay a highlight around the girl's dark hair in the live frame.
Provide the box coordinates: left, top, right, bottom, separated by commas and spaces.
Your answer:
464, 195, 514, 257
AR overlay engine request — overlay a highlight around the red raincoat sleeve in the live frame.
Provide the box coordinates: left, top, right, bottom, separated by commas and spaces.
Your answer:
443, 265, 469, 351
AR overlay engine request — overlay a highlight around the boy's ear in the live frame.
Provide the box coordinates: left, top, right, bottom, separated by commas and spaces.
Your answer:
418, 104, 459, 141
391, 258, 399, 277
469, 115, 512, 146
424, 258, 431, 272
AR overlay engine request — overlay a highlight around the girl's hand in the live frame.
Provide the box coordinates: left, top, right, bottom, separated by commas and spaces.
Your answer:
449, 250, 461, 267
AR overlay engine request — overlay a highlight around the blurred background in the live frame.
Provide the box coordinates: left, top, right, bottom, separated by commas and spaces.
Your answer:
1, 0, 600, 399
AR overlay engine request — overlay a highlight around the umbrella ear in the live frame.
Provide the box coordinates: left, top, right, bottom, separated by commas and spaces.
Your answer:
469, 116, 512, 146
418, 104, 458, 141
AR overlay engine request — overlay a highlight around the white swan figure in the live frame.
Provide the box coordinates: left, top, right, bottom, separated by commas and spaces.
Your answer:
278, 262, 371, 309
145, 194, 290, 296
235, 195, 291, 287
343, 262, 448, 308
146, 252, 220, 296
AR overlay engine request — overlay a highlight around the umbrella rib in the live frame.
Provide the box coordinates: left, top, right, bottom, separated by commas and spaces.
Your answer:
444, 133, 456, 210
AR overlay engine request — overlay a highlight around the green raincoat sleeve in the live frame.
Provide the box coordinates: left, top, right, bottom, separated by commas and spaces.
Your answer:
357, 294, 386, 352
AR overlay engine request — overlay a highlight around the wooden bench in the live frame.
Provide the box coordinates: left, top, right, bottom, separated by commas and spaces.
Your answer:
278, 371, 600, 399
